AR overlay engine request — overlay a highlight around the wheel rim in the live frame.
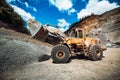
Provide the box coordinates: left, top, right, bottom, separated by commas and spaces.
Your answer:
95, 49, 101, 57
56, 50, 65, 59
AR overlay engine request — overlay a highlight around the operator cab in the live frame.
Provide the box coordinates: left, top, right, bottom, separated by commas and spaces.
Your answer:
69, 28, 83, 38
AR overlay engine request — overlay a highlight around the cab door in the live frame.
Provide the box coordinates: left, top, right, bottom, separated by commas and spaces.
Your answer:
77, 29, 84, 45
68, 30, 79, 44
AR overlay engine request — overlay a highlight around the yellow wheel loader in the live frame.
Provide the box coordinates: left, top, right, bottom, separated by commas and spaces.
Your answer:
51, 28, 107, 63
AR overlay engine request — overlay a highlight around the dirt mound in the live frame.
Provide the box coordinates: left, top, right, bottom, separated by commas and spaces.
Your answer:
0, 28, 52, 73
0, 39, 51, 72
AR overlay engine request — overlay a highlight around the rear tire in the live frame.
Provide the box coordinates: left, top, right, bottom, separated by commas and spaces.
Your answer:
51, 44, 70, 63
89, 44, 103, 61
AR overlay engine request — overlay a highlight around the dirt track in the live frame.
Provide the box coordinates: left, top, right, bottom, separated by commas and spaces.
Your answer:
0, 28, 120, 80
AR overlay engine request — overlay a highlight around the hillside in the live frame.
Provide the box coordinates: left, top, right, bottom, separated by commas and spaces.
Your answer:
0, 0, 30, 35
65, 7, 120, 47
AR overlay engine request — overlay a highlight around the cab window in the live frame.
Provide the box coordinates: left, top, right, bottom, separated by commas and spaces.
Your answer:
78, 30, 83, 38
69, 30, 77, 38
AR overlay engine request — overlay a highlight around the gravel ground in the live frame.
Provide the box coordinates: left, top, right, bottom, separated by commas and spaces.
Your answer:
0, 28, 120, 80
0, 47, 120, 80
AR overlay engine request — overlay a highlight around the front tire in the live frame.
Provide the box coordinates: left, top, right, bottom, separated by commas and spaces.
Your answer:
51, 44, 70, 63
89, 44, 103, 61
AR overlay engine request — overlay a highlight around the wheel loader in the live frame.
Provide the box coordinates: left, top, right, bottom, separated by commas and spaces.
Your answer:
51, 28, 107, 63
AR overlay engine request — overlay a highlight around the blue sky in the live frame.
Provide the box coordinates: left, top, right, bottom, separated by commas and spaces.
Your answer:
6, 0, 120, 32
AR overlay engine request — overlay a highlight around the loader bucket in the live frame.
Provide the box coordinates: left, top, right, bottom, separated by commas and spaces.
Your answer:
28, 19, 67, 44
28, 19, 48, 41
28, 20, 42, 37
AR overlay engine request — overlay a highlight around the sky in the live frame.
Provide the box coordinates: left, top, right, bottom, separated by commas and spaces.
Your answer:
6, 0, 120, 32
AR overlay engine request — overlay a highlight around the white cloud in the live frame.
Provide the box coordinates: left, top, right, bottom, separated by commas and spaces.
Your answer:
68, 8, 77, 15
6, 0, 15, 3
49, 0, 73, 11
24, 2, 37, 12
58, 19, 70, 27
77, 0, 120, 19
7, 0, 37, 12
25, 2, 29, 8
82, 0, 86, 2
24, 1, 37, 12
57, 19, 70, 32
33, 7, 37, 12
7, 0, 23, 3
10, 4, 35, 21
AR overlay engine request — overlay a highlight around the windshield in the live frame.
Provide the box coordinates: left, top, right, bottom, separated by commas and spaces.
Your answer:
69, 30, 77, 38
78, 30, 83, 38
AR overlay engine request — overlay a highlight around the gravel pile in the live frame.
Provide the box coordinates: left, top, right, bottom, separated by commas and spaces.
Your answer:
0, 37, 51, 72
